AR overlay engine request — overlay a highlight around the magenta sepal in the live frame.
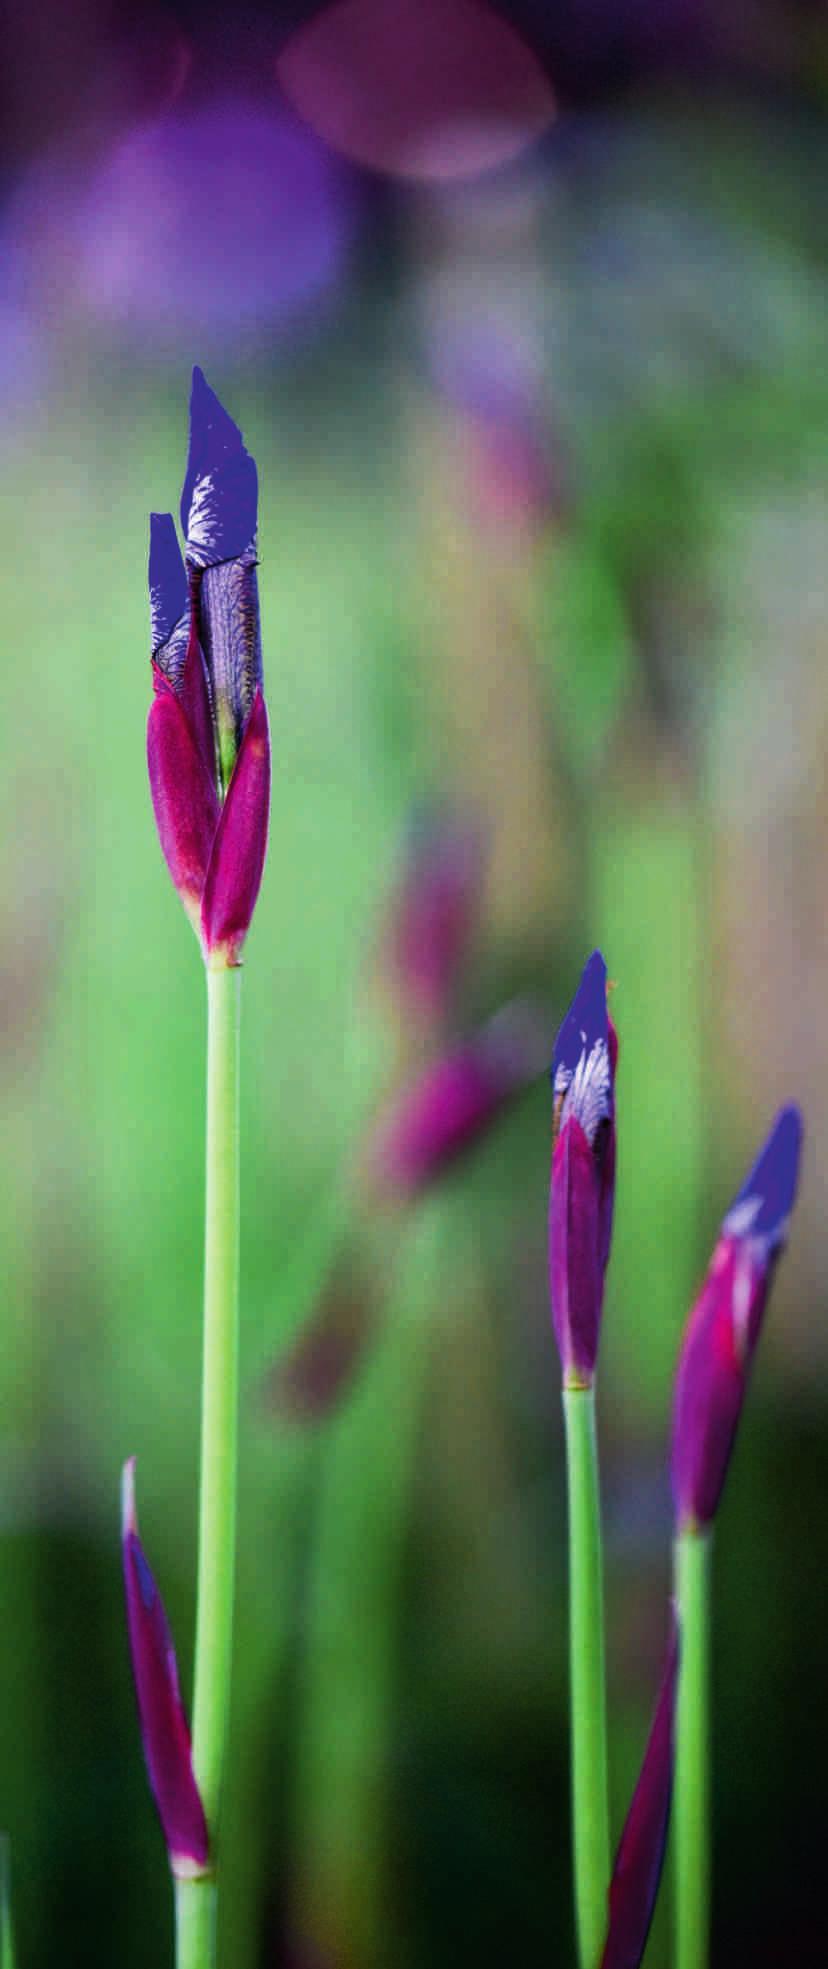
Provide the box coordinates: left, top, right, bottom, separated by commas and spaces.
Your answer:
548, 951, 617, 1386
201, 688, 271, 966
550, 1116, 603, 1383
368, 1001, 546, 1198
147, 665, 220, 931
121, 1460, 209, 1878
600, 1620, 679, 1969
671, 1104, 803, 1529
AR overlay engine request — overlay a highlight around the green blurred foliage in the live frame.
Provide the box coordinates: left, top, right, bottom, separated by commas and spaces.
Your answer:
1, 81, 827, 1969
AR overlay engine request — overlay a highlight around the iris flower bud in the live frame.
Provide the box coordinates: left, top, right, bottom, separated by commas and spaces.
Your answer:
121, 1460, 209, 1877
671, 1104, 803, 1531
601, 1621, 679, 1969
548, 950, 618, 1387
367, 999, 547, 1198
147, 367, 270, 966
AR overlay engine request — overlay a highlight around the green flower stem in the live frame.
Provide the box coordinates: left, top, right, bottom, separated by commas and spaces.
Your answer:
563, 1384, 610, 1969
174, 1878, 216, 1969
181, 963, 241, 1967
673, 1526, 712, 1969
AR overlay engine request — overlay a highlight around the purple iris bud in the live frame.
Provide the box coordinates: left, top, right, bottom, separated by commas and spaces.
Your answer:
383, 808, 485, 1023
601, 1620, 679, 1969
121, 1460, 209, 1877
671, 1105, 803, 1530
146, 370, 270, 966
548, 950, 618, 1386
368, 1000, 547, 1197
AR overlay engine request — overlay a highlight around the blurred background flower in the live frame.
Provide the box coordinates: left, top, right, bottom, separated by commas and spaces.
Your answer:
0, 2, 827, 1966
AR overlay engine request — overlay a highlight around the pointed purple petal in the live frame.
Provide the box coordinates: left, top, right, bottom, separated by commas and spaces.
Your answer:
551, 950, 613, 1143
149, 513, 190, 683
147, 669, 220, 930
724, 1103, 803, 1247
121, 1461, 209, 1875
180, 365, 258, 566
149, 512, 188, 650
601, 1622, 679, 1969
200, 690, 270, 964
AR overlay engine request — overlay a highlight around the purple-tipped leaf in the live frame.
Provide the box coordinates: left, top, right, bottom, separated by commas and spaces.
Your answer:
147, 669, 220, 930
548, 951, 617, 1385
201, 689, 271, 964
121, 1460, 209, 1876
601, 1622, 678, 1969
671, 1105, 803, 1528
181, 364, 258, 566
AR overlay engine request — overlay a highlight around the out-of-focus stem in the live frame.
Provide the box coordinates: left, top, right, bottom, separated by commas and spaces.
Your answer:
290, 1209, 445, 1969
673, 1526, 711, 1969
563, 1385, 610, 1969
183, 964, 241, 1967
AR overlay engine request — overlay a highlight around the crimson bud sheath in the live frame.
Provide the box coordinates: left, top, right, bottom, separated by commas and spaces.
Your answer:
549, 950, 617, 1387
147, 367, 270, 966
671, 1104, 803, 1530
121, 1460, 209, 1876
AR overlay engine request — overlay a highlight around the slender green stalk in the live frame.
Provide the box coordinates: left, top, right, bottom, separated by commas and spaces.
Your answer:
182, 964, 241, 1966
673, 1527, 711, 1969
563, 1385, 610, 1969
175, 1878, 216, 1969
